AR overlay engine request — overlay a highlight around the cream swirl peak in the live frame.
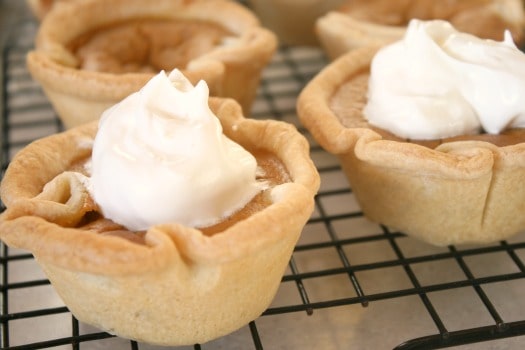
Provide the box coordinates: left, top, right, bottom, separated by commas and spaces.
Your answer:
364, 19, 525, 140
89, 69, 265, 231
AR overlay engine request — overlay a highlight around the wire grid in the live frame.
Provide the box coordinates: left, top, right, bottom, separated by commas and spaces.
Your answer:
2, 7, 525, 350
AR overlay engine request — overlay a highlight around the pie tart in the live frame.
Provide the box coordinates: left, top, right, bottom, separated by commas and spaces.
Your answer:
0, 97, 320, 345
26, 0, 277, 128
297, 46, 525, 246
316, 0, 525, 60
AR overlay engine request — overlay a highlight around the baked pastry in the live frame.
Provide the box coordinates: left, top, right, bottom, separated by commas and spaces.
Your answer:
26, 0, 277, 128
297, 21, 525, 246
246, 0, 345, 45
316, 0, 525, 60
0, 70, 319, 345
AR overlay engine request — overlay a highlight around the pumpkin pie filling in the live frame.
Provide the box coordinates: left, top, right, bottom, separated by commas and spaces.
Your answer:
331, 72, 525, 150
67, 19, 233, 74
70, 150, 290, 244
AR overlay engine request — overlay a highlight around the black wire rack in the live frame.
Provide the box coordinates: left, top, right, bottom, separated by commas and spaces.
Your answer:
2, 2, 525, 350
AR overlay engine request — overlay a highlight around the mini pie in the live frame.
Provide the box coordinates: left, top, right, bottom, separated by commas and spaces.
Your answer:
0, 97, 320, 345
297, 46, 525, 246
26, 0, 277, 128
316, 0, 525, 60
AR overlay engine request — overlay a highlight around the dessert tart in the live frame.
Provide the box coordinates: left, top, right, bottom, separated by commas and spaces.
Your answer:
0, 89, 320, 345
26, 0, 277, 128
316, 0, 525, 60
297, 41, 525, 246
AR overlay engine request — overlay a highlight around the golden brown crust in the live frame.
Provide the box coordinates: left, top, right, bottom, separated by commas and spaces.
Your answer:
316, 0, 525, 60
297, 46, 525, 246
0, 96, 319, 345
27, 0, 277, 128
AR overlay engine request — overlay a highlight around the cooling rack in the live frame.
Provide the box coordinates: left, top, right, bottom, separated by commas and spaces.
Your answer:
2, 2, 525, 349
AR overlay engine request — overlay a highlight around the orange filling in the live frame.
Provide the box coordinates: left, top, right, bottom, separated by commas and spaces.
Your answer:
330, 72, 525, 149
67, 19, 232, 74
71, 151, 290, 244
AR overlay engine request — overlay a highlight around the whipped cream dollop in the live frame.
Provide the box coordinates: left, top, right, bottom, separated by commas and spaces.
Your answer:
364, 19, 525, 140
89, 69, 264, 231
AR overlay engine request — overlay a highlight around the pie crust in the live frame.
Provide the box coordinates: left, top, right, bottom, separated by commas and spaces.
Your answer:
297, 46, 525, 246
0, 97, 320, 345
316, 0, 525, 60
26, 0, 277, 128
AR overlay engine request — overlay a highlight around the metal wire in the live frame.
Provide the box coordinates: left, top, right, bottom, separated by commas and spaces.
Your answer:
2, 4, 525, 350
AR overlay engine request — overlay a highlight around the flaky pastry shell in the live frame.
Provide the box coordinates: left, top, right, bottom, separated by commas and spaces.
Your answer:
26, 0, 277, 128
0, 97, 320, 345
297, 46, 525, 246
316, 0, 525, 60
